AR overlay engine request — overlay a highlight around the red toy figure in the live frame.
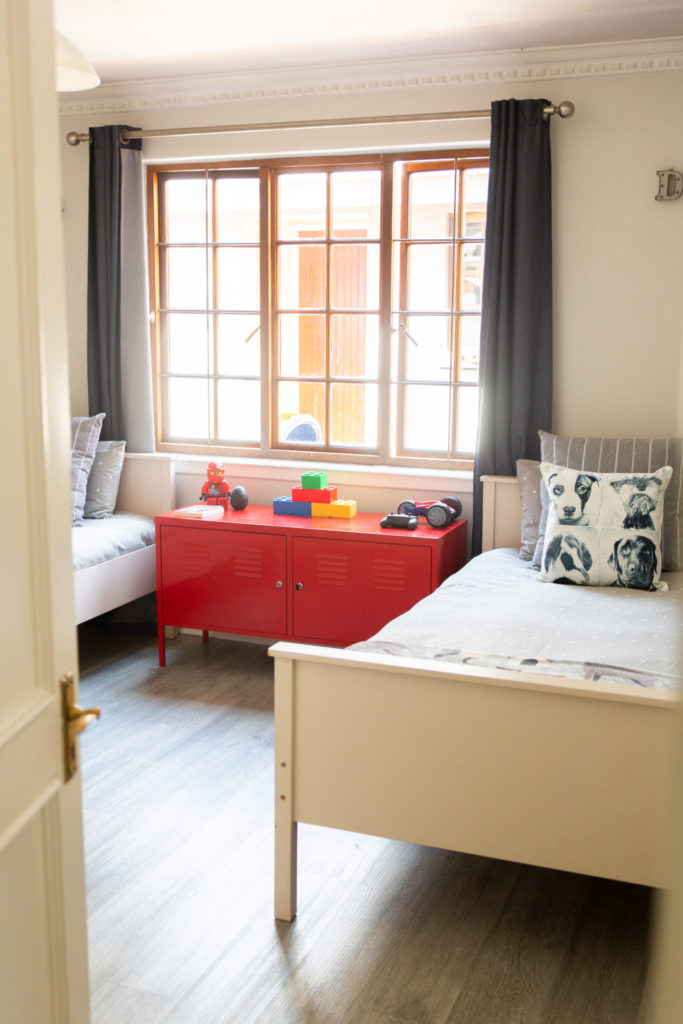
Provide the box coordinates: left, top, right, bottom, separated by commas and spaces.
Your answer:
199, 463, 249, 512
200, 462, 231, 509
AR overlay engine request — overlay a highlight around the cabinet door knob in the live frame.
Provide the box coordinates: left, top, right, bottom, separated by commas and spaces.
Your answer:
276, 580, 283, 588
295, 582, 304, 591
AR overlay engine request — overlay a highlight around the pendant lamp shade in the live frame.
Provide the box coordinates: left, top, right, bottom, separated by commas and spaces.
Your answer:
55, 30, 100, 91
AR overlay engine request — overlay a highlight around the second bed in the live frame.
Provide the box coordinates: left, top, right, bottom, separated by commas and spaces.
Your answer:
269, 475, 681, 920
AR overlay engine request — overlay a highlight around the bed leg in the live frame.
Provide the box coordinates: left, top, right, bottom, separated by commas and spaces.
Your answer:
274, 657, 297, 920
275, 819, 297, 921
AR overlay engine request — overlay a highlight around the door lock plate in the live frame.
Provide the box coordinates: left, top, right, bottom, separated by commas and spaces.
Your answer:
60, 672, 100, 781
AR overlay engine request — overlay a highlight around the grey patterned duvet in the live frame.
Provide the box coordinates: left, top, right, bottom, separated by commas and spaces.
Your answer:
71, 513, 155, 572
351, 548, 682, 689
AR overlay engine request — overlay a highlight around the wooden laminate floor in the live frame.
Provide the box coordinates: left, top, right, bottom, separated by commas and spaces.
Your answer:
78, 621, 653, 1024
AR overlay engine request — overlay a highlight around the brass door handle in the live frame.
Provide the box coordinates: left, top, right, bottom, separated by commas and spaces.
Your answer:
66, 704, 101, 736
61, 672, 100, 780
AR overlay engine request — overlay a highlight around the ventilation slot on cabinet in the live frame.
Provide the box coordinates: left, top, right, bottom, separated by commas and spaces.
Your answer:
233, 548, 264, 579
316, 553, 348, 587
372, 558, 406, 592
181, 541, 213, 575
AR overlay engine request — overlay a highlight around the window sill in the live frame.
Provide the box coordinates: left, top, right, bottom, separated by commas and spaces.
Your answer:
172, 453, 474, 495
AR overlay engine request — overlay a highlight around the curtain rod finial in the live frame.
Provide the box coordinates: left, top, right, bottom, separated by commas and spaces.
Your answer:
543, 100, 575, 122
66, 131, 83, 146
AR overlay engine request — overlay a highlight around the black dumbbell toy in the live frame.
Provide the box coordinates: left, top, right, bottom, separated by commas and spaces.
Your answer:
380, 513, 419, 529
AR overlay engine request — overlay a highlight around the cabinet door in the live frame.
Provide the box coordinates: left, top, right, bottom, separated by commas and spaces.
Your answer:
292, 537, 431, 645
159, 526, 287, 636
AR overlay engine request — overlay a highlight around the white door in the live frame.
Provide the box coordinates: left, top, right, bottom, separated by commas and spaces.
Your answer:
0, 0, 91, 1021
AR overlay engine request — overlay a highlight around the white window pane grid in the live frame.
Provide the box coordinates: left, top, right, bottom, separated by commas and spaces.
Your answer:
407, 169, 456, 240
402, 384, 450, 453
278, 245, 326, 310
164, 177, 210, 244
330, 383, 378, 448
277, 381, 325, 445
161, 173, 262, 446
330, 170, 381, 239
330, 314, 379, 379
166, 313, 209, 376
216, 314, 260, 377
156, 157, 486, 459
165, 248, 209, 310
390, 159, 487, 457
215, 177, 260, 242
279, 314, 326, 377
274, 168, 381, 451
166, 378, 209, 440
395, 382, 479, 456
278, 173, 327, 240
216, 247, 260, 310
330, 243, 380, 310
217, 379, 261, 443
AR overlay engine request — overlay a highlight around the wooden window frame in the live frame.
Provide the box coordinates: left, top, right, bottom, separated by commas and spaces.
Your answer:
393, 154, 489, 461
270, 160, 383, 456
147, 149, 488, 470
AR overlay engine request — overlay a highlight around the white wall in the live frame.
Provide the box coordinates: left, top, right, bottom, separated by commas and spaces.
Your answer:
58, 48, 683, 513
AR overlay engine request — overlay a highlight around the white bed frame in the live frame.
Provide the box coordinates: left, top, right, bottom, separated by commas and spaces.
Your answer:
270, 475, 679, 920
73, 453, 175, 625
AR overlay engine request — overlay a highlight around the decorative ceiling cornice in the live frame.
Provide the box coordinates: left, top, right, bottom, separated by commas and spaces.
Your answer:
59, 37, 683, 116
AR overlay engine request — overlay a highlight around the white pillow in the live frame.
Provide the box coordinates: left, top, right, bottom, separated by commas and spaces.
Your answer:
538, 462, 672, 591
84, 440, 126, 519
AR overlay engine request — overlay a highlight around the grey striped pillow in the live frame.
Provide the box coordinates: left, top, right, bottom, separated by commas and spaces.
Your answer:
71, 413, 105, 526
533, 431, 682, 571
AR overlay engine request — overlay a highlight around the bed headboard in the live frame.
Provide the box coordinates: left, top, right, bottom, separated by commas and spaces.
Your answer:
116, 453, 176, 518
480, 475, 521, 552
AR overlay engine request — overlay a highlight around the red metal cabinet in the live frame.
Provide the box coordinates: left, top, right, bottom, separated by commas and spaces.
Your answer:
291, 536, 431, 645
155, 507, 467, 665
158, 525, 287, 643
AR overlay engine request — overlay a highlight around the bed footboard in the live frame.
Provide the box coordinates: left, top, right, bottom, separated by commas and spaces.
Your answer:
271, 642, 676, 921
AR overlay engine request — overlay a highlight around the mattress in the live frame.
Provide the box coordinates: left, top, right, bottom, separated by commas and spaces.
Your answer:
352, 547, 682, 690
71, 513, 155, 572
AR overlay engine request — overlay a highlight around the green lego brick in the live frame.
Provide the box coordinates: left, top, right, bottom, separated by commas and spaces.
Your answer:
300, 471, 328, 489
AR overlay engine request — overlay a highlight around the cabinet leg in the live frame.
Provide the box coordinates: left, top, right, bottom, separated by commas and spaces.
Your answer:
202, 630, 209, 644
158, 625, 166, 667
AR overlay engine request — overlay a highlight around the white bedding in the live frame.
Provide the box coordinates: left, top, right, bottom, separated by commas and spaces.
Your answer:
352, 548, 682, 689
71, 513, 155, 572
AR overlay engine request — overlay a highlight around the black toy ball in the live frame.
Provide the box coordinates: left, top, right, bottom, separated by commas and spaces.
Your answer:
230, 486, 249, 510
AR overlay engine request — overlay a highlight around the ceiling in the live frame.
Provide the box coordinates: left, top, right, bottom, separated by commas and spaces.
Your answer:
53, 0, 683, 85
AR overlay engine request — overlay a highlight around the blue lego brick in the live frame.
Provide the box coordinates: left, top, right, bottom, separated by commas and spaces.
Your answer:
273, 496, 312, 517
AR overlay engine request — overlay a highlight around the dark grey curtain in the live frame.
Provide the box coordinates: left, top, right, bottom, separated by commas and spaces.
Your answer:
87, 125, 154, 450
471, 99, 553, 555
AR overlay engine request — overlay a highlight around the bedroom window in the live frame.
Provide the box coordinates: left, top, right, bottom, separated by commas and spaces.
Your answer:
148, 150, 488, 466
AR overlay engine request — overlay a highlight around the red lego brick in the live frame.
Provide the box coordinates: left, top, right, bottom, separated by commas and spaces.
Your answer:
291, 486, 338, 503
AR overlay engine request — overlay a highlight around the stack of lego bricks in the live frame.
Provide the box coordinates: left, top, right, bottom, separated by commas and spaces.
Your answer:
273, 472, 357, 519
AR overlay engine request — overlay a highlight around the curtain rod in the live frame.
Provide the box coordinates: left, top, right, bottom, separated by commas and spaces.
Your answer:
65, 100, 575, 146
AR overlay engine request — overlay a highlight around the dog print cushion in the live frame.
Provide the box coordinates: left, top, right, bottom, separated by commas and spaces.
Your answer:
533, 431, 682, 571
538, 462, 673, 591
